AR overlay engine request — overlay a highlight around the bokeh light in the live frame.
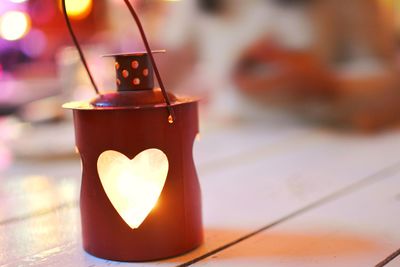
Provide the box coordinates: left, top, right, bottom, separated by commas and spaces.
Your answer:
59, 0, 93, 20
0, 11, 31, 41
20, 29, 47, 58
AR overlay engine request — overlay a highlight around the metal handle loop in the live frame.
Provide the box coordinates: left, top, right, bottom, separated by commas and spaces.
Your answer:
61, 0, 176, 123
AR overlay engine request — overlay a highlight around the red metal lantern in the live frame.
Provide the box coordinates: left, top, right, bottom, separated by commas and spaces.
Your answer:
61, 0, 203, 262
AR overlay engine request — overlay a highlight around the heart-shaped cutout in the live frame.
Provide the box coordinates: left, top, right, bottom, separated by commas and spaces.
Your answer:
97, 149, 169, 229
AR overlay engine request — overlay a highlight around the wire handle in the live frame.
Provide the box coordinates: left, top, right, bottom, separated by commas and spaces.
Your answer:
61, 0, 176, 123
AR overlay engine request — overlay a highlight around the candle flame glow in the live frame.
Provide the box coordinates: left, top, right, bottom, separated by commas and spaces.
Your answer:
97, 149, 169, 229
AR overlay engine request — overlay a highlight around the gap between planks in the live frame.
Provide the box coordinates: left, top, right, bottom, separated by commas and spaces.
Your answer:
177, 161, 400, 267
376, 248, 400, 267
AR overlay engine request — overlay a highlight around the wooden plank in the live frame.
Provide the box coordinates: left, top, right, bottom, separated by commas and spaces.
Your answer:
194, 122, 310, 168
0, 159, 80, 222
0, 208, 79, 267
4, 129, 400, 266
189, 170, 400, 266
0, 124, 313, 266
0, 123, 309, 222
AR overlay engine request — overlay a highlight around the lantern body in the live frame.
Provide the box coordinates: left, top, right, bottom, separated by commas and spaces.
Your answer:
70, 100, 203, 261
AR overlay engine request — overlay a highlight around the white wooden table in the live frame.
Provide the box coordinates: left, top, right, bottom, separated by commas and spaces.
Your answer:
1, 116, 400, 267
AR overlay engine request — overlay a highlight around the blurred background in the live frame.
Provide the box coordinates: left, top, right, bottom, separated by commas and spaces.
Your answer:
0, 0, 400, 166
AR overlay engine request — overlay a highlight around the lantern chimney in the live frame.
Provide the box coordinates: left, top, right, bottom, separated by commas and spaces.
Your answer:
106, 51, 165, 92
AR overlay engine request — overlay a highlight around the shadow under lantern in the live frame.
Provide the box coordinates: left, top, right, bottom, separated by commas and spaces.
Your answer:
62, 0, 203, 262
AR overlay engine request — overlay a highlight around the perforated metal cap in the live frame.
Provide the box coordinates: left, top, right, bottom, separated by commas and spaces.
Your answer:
103, 50, 165, 92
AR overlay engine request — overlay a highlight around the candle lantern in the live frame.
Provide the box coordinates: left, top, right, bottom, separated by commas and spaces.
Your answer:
61, 0, 203, 262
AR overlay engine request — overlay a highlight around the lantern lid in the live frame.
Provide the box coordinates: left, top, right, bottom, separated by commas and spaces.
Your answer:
104, 50, 165, 92
62, 90, 198, 110
63, 49, 198, 111
89, 89, 177, 108
102, 50, 166, 57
